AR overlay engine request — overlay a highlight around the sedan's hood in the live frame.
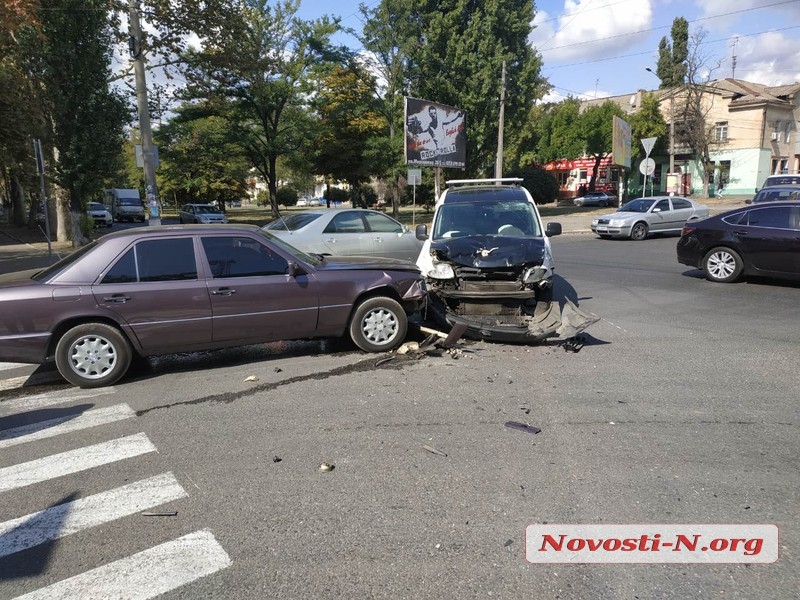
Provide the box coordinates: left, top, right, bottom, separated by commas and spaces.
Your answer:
430, 235, 546, 268
315, 255, 420, 273
597, 210, 640, 220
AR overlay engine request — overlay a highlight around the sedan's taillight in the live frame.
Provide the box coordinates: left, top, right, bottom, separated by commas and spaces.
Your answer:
681, 225, 696, 237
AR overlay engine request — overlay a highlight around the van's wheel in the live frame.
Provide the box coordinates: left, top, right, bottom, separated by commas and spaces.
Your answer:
630, 221, 648, 240
349, 297, 407, 352
55, 323, 132, 388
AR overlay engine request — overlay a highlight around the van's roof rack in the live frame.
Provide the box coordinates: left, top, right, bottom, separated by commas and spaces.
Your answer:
445, 178, 523, 187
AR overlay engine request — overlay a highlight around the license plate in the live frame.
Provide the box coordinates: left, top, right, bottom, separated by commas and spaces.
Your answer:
596, 226, 608, 232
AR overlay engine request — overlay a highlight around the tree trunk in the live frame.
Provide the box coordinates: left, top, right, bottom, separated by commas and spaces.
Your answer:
268, 156, 279, 218
11, 176, 26, 226
54, 186, 70, 242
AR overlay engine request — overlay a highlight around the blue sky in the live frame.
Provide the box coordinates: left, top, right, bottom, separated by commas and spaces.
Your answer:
296, 0, 800, 102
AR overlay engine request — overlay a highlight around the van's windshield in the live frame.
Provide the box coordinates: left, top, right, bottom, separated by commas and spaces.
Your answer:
118, 198, 141, 206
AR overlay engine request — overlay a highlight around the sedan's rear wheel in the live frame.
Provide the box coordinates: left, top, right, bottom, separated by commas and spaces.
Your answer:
630, 221, 648, 241
349, 296, 407, 352
55, 323, 132, 388
702, 247, 743, 283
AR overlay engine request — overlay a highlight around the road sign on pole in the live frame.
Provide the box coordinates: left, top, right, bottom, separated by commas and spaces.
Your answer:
641, 137, 657, 158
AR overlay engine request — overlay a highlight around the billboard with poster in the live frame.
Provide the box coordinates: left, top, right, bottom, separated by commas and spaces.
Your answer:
612, 115, 631, 169
405, 97, 466, 168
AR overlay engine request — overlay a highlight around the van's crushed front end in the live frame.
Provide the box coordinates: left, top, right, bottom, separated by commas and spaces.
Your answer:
422, 235, 596, 342
416, 179, 598, 344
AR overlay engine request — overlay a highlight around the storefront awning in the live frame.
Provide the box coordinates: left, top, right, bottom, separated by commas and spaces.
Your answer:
543, 156, 614, 171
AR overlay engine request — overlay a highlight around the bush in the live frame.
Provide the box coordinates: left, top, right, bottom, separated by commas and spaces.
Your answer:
509, 166, 559, 204
325, 187, 350, 204
276, 186, 299, 206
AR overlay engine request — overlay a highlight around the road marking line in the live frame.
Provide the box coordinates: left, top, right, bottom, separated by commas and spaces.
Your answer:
0, 433, 156, 494
0, 404, 135, 449
11, 529, 231, 600
0, 472, 188, 558
0, 362, 30, 372
0, 376, 30, 392
0, 388, 116, 414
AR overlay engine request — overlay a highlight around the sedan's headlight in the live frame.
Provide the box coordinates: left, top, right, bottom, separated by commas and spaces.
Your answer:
609, 219, 627, 227
591, 219, 599, 226
427, 262, 455, 279
199, 216, 211, 223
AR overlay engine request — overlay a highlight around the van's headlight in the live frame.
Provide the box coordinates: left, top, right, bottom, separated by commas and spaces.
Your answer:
427, 262, 455, 279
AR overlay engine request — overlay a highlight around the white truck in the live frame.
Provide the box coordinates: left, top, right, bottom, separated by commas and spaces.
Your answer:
103, 189, 145, 223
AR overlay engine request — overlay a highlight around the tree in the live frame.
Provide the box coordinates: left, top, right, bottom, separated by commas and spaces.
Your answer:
674, 28, 723, 198
399, 0, 547, 176
17, 0, 129, 244
528, 98, 585, 165
155, 101, 250, 208
183, 0, 342, 217
578, 101, 625, 191
656, 17, 688, 88
311, 64, 384, 206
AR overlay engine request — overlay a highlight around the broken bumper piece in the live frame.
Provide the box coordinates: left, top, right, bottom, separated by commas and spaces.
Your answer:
436, 299, 599, 344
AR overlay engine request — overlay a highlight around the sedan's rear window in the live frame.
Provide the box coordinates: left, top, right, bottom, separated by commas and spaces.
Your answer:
265, 213, 321, 231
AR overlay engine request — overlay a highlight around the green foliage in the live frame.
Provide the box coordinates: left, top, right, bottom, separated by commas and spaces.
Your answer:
656, 17, 689, 87
508, 166, 559, 205
395, 0, 546, 176
276, 186, 299, 206
629, 92, 667, 162
154, 101, 249, 207
325, 187, 349, 203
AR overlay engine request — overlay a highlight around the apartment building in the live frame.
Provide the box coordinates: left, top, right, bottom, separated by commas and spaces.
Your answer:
584, 78, 800, 196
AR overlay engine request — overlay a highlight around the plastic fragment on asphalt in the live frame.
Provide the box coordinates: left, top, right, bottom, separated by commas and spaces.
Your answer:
272, 456, 282, 463
319, 462, 335, 472
422, 444, 448, 457
504, 421, 541, 435
374, 356, 396, 367
141, 511, 178, 517
243, 375, 259, 382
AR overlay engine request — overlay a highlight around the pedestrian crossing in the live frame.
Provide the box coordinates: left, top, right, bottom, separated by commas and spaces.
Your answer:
0, 386, 231, 597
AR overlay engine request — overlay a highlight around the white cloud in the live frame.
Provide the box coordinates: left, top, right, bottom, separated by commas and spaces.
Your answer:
530, 0, 654, 61
731, 31, 800, 86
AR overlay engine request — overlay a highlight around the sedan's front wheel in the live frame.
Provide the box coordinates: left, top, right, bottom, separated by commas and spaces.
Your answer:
349, 297, 407, 352
55, 323, 133, 388
630, 221, 649, 240
702, 247, 743, 283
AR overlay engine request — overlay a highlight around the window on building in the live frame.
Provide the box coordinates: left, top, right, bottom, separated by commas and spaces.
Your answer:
715, 122, 728, 142
784, 122, 792, 143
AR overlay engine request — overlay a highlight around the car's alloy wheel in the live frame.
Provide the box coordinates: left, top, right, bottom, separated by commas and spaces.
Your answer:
702, 247, 743, 283
55, 323, 132, 388
349, 296, 407, 352
630, 222, 648, 240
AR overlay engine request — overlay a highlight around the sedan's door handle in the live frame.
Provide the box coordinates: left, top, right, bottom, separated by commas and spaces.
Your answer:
324, 237, 336, 243
212, 288, 236, 296
102, 294, 131, 303
733, 230, 748, 235
374, 237, 383, 243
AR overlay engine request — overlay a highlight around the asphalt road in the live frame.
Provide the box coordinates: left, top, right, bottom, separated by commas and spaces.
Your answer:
0, 233, 798, 599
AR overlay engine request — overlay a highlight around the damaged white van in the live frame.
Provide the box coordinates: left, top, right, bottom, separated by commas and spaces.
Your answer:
415, 178, 597, 343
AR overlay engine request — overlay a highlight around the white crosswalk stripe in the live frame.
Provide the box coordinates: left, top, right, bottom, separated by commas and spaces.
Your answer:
0, 386, 231, 595
0, 472, 188, 558
0, 388, 116, 414
11, 530, 231, 600
0, 403, 135, 449
0, 433, 156, 494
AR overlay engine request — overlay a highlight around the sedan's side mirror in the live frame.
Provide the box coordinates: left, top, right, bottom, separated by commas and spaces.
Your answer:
287, 262, 303, 277
415, 224, 429, 241
745, 198, 753, 205
545, 222, 562, 237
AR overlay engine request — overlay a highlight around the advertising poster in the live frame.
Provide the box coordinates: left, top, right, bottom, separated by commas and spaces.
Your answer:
405, 97, 467, 169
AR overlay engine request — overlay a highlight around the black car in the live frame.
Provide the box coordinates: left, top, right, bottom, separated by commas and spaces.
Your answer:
748, 185, 800, 204
677, 202, 800, 283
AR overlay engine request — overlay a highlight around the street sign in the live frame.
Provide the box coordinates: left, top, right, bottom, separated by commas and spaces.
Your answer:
407, 169, 422, 185
641, 137, 657, 158
639, 158, 656, 176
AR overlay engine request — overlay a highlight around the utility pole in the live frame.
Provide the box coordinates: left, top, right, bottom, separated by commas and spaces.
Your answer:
494, 61, 506, 180
128, 0, 161, 225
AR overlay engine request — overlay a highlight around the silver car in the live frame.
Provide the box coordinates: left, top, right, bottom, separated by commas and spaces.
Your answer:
179, 203, 228, 224
591, 196, 709, 240
86, 202, 113, 227
264, 209, 422, 262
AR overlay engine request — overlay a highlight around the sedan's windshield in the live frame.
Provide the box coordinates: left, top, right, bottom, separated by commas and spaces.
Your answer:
433, 200, 541, 239
87, 203, 105, 211
195, 205, 221, 214
620, 199, 655, 213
